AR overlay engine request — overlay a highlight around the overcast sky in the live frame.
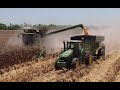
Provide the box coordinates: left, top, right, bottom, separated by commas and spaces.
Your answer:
0, 8, 120, 26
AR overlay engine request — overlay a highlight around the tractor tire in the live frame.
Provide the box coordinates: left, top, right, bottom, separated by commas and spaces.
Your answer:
55, 60, 60, 70
71, 58, 79, 69
84, 53, 93, 66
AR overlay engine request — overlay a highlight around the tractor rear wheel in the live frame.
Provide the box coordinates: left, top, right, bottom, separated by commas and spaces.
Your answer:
84, 53, 93, 66
76, 60, 80, 68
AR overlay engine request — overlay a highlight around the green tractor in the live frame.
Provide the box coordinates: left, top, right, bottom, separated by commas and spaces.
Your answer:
46, 24, 105, 69
55, 35, 105, 69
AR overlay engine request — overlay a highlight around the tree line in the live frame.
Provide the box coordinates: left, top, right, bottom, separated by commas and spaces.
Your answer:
0, 23, 20, 30
0, 23, 71, 30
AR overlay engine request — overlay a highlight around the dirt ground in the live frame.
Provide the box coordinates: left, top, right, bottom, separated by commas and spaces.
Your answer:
0, 25, 120, 82
0, 46, 120, 82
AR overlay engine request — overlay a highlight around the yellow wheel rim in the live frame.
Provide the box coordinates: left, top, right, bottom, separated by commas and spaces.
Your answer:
76, 60, 79, 68
89, 54, 93, 65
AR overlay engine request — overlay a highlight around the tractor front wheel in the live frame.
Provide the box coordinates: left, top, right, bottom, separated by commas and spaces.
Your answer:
55, 60, 60, 70
71, 58, 80, 69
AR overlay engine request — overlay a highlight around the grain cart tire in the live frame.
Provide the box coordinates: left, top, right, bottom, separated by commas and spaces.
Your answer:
84, 52, 93, 66
71, 58, 79, 69
100, 48, 105, 60
97, 48, 105, 60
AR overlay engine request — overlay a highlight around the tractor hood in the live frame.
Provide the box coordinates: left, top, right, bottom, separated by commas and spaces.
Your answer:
60, 49, 73, 58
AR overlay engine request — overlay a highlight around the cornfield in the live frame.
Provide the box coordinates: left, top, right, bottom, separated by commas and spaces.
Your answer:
0, 44, 41, 69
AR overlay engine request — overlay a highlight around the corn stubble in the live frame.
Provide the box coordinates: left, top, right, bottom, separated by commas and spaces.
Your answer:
0, 44, 41, 69
0, 43, 120, 82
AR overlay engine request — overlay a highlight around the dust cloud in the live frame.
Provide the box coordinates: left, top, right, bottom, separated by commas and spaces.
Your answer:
6, 30, 24, 47
5, 25, 120, 55
44, 25, 120, 55
89, 25, 120, 54
43, 28, 83, 54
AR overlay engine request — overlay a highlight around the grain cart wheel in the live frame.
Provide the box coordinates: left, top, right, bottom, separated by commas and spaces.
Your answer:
84, 52, 93, 66
98, 48, 105, 60
100, 48, 105, 60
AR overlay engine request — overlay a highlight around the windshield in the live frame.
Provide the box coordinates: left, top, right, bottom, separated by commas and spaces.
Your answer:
67, 43, 74, 49
67, 42, 78, 49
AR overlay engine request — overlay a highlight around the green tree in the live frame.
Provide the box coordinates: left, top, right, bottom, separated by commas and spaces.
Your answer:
8, 24, 20, 30
11, 24, 20, 30
0, 23, 7, 30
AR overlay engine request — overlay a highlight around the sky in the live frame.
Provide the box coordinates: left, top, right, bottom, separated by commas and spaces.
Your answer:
0, 8, 120, 26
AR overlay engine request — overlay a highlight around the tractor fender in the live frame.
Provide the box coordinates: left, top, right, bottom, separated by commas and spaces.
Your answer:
95, 47, 102, 55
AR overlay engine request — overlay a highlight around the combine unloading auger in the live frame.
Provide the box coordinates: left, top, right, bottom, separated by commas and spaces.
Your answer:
19, 24, 90, 46
47, 24, 89, 35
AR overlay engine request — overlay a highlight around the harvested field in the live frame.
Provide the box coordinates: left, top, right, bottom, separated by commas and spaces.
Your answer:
0, 30, 20, 44
0, 49, 120, 82
0, 26, 120, 82
0, 45, 41, 69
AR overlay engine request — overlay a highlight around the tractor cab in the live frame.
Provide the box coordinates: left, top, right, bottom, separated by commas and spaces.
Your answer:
63, 40, 82, 58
